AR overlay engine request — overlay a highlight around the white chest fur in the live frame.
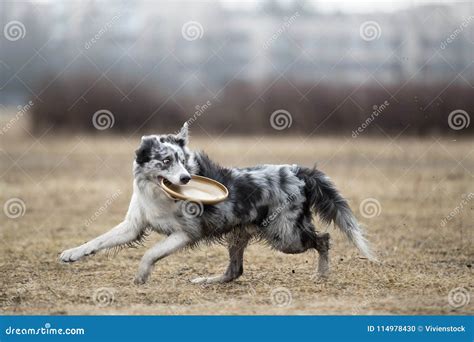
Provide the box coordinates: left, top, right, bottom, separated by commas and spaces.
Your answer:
132, 180, 182, 235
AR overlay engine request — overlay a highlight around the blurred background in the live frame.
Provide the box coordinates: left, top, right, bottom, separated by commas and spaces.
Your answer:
1, 1, 473, 315
1, 0, 473, 136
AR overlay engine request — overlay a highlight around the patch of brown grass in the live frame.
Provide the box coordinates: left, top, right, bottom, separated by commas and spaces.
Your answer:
0, 124, 472, 314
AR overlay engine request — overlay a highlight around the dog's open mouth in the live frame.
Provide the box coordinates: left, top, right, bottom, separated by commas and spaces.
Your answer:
157, 176, 176, 187
157, 176, 166, 186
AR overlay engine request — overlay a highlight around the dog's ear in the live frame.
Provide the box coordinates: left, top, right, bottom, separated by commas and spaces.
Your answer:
135, 137, 154, 164
175, 122, 189, 147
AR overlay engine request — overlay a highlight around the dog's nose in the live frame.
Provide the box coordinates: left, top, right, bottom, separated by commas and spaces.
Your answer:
180, 175, 191, 184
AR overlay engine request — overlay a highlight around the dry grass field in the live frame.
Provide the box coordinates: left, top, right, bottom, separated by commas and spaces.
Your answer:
0, 119, 472, 315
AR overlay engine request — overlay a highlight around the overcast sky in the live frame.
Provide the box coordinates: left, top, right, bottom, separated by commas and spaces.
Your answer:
30, 0, 470, 14
221, 0, 467, 13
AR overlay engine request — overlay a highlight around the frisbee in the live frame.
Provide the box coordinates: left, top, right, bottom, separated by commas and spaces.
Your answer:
160, 175, 229, 204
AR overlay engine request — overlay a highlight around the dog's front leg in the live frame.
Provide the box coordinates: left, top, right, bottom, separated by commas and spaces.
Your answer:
134, 231, 191, 285
60, 219, 142, 263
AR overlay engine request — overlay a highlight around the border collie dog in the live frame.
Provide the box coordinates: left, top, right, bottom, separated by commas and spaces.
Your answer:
60, 123, 373, 284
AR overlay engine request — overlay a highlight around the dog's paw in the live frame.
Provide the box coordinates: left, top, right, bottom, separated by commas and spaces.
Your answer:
190, 276, 208, 284
317, 271, 329, 280
133, 275, 147, 285
313, 267, 330, 282
59, 247, 86, 263
133, 272, 149, 285
190, 275, 229, 284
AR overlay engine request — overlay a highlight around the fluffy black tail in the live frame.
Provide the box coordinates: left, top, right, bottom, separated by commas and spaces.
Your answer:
297, 167, 375, 260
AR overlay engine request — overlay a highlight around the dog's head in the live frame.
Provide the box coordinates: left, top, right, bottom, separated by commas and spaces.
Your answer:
134, 123, 193, 185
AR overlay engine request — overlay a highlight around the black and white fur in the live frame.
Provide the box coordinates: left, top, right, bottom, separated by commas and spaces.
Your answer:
60, 123, 374, 284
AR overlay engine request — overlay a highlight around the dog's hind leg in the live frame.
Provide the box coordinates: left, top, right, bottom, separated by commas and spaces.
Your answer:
134, 231, 191, 285
60, 220, 143, 263
314, 232, 330, 277
191, 230, 251, 284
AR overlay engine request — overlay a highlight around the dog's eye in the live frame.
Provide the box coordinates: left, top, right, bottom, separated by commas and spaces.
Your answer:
162, 159, 171, 165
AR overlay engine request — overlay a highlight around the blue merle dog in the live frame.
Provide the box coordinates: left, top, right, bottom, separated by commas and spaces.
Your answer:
60, 123, 374, 284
